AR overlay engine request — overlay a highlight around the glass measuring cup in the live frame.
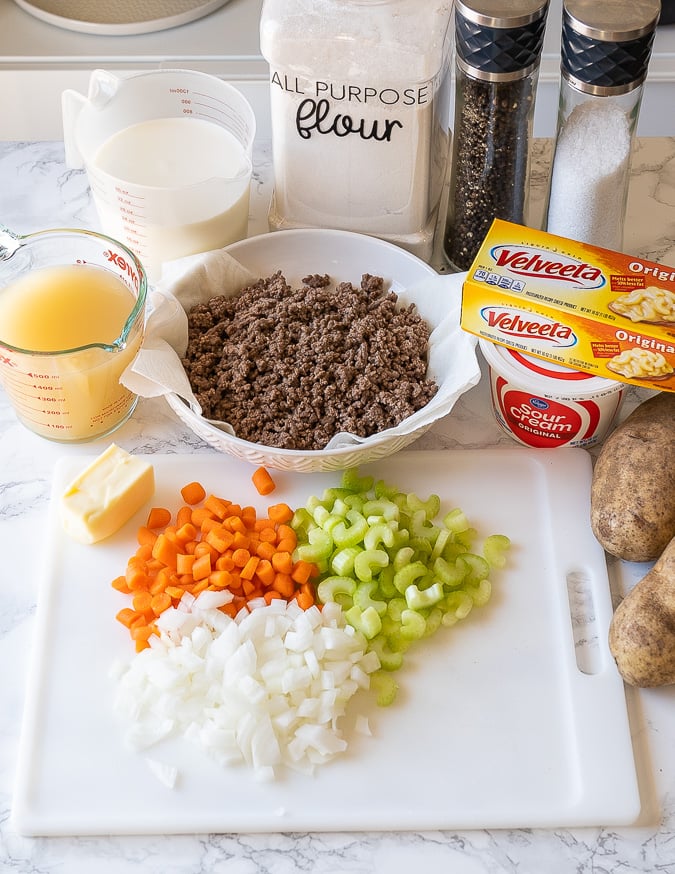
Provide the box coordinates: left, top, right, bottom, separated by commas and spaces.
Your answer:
62, 69, 257, 282
0, 226, 147, 442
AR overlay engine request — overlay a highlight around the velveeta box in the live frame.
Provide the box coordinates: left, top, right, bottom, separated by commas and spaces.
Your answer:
460, 219, 675, 393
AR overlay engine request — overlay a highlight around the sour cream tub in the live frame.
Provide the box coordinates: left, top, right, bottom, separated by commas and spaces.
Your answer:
479, 339, 624, 449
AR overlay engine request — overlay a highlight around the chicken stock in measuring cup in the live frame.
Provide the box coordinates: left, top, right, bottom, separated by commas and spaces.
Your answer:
0, 226, 147, 442
62, 69, 256, 281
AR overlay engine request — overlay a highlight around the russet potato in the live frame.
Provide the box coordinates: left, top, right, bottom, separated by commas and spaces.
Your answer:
609, 536, 675, 687
590, 392, 675, 562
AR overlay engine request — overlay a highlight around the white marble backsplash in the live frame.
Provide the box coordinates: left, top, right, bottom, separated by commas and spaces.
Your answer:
1, 136, 675, 873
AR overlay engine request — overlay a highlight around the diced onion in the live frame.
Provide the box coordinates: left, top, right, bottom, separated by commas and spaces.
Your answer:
112, 598, 379, 781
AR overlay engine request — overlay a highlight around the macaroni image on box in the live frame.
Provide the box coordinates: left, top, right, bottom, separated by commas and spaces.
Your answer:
460, 219, 675, 392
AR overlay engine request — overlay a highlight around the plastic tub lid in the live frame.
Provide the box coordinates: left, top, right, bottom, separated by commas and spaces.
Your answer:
479, 338, 621, 396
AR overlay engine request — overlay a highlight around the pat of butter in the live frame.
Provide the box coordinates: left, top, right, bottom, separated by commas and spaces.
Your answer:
61, 444, 155, 544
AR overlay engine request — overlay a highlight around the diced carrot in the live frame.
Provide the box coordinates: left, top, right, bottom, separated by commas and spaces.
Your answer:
116, 607, 139, 628
193, 541, 219, 563
176, 553, 196, 576
256, 541, 276, 561
215, 553, 236, 572
181, 481, 206, 505
135, 543, 155, 562
112, 480, 322, 651
132, 590, 155, 619
242, 580, 262, 599
272, 572, 295, 598
252, 466, 276, 496
257, 526, 277, 543
226, 515, 247, 536
276, 537, 296, 555
192, 552, 212, 581
165, 585, 185, 600
191, 506, 216, 528
151, 592, 172, 616
176, 505, 193, 527
206, 526, 234, 553
241, 555, 260, 580
125, 565, 149, 591
149, 575, 169, 596
255, 558, 275, 587
296, 590, 315, 611
291, 559, 315, 585
147, 507, 172, 529
232, 547, 251, 568
152, 534, 180, 571
137, 526, 158, 548
232, 530, 250, 550
271, 551, 293, 575
208, 570, 233, 589
112, 575, 131, 594
268, 502, 294, 524
276, 524, 297, 548
204, 494, 231, 520
175, 522, 198, 544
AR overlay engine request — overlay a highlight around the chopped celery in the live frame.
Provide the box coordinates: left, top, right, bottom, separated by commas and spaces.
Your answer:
405, 581, 444, 610
456, 553, 490, 585
353, 580, 387, 616
316, 575, 357, 605
291, 467, 511, 707
363, 521, 397, 551
330, 545, 362, 576
345, 605, 382, 640
484, 534, 511, 568
354, 548, 389, 582
393, 561, 428, 594
399, 609, 427, 640
332, 509, 369, 548
443, 507, 470, 533
370, 671, 399, 706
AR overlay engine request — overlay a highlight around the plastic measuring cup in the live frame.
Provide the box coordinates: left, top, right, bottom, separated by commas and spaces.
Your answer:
62, 69, 256, 281
0, 226, 147, 442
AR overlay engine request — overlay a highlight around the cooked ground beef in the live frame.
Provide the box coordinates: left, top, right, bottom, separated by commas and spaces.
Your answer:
181, 271, 438, 451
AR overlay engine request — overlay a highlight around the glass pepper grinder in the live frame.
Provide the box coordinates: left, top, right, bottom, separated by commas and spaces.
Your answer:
443, 0, 549, 272
544, 0, 660, 251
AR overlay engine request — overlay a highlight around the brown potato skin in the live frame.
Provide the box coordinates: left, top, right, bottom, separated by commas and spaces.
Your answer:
591, 392, 675, 562
609, 536, 675, 686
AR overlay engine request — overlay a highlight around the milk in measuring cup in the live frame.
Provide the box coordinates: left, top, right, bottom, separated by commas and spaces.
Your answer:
90, 117, 251, 277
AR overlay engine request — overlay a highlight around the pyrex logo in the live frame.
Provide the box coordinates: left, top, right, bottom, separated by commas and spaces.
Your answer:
490, 245, 606, 289
480, 306, 577, 348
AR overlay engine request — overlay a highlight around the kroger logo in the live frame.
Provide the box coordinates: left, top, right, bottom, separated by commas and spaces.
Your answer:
481, 306, 578, 348
490, 244, 606, 289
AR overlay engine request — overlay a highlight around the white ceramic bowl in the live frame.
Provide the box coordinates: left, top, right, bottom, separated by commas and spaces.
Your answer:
166, 228, 475, 472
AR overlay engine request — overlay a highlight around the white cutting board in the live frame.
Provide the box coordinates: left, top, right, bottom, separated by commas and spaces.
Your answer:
12, 449, 640, 835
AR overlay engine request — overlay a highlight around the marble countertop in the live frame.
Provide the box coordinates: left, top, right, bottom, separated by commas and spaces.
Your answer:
1, 135, 675, 873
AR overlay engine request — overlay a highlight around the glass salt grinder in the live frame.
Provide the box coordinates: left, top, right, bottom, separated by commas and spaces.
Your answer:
544, 0, 660, 251
443, 0, 549, 272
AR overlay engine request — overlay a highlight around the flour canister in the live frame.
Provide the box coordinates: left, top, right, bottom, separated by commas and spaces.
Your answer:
259, 0, 454, 261
480, 339, 624, 448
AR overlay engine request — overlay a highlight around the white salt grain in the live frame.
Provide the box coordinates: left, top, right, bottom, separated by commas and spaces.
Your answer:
546, 100, 632, 250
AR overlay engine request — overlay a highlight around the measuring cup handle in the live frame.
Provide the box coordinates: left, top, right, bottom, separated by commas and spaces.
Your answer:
0, 226, 22, 261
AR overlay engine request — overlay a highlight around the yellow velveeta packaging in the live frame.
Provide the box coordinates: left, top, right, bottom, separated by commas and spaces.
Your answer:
460, 219, 675, 393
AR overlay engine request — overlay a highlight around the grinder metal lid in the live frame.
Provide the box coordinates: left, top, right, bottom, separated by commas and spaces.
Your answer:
561, 0, 661, 95
454, 0, 549, 82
